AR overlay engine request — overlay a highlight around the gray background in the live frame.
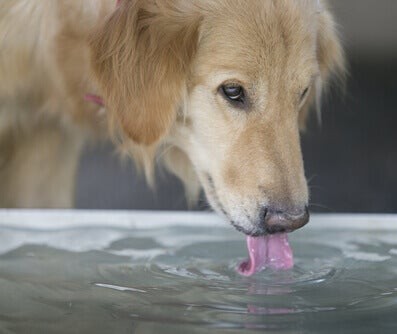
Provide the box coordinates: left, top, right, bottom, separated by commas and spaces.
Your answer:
76, 1, 397, 213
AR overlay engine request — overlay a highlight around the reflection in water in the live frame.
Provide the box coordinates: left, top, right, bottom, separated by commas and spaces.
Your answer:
246, 281, 295, 316
0, 226, 396, 333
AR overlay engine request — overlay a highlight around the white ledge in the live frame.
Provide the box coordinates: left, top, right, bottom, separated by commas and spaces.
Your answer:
0, 210, 395, 230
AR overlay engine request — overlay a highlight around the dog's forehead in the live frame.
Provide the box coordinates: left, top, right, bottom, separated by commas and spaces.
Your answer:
198, 0, 318, 79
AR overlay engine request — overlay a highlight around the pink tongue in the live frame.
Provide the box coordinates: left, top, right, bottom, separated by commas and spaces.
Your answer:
238, 234, 294, 276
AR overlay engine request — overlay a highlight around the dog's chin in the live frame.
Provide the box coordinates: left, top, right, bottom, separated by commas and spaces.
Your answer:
229, 221, 267, 237
200, 175, 267, 237
201, 186, 262, 237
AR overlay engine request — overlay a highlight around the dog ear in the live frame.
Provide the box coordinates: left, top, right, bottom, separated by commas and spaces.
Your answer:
89, 1, 201, 145
299, 7, 345, 129
316, 9, 345, 83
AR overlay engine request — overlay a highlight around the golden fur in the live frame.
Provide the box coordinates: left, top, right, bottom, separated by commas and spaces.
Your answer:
0, 0, 344, 232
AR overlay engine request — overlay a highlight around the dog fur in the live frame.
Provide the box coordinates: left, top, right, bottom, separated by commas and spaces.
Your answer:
0, 0, 344, 234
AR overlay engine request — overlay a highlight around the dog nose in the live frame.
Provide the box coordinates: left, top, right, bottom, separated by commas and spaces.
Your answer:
262, 206, 309, 234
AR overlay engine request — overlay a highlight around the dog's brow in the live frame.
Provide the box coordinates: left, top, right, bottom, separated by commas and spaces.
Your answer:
206, 70, 250, 87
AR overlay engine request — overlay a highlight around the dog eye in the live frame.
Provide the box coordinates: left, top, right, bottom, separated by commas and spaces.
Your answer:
221, 84, 246, 105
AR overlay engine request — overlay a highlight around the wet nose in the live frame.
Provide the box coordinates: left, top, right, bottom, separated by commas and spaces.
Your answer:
261, 206, 310, 234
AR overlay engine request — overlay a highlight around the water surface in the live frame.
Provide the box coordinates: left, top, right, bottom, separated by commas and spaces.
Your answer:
0, 220, 396, 333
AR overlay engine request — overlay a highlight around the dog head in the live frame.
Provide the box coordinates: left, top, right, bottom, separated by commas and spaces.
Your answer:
90, 0, 344, 236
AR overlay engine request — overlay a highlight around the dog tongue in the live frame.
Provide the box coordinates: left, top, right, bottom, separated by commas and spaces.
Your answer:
238, 234, 293, 276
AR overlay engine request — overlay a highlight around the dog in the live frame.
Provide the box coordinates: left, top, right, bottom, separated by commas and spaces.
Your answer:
0, 0, 344, 236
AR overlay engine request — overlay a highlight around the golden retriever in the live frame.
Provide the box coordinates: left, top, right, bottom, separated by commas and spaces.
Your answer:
0, 0, 344, 236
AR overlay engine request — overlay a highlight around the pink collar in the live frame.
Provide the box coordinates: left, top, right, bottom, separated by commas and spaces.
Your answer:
84, 94, 104, 107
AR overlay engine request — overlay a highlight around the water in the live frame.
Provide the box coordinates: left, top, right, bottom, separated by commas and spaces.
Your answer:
0, 220, 396, 333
